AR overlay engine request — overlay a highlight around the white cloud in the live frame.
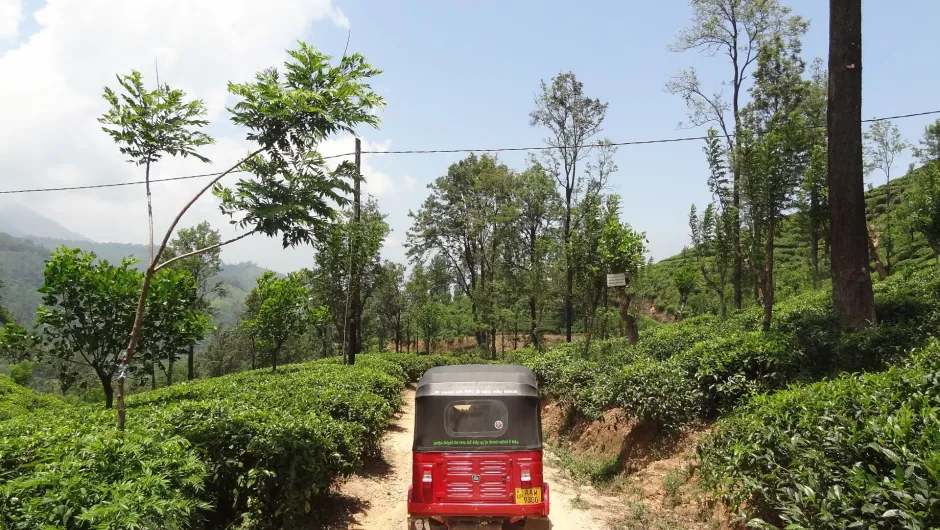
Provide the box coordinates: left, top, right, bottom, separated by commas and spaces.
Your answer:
330, 8, 350, 29
404, 175, 417, 190
0, 0, 22, 39
0, 0, 397, 273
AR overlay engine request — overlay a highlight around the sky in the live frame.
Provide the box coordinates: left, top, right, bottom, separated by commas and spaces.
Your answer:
0, 0, 938, 273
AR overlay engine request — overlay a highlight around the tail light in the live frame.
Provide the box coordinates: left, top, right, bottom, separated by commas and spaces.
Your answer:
520, 464, 532, 485
422, 470, 433, 484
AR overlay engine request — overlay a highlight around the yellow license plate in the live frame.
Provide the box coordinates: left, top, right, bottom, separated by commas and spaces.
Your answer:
514, 487, 542, 504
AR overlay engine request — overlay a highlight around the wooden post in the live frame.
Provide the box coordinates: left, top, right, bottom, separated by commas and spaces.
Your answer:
115, 368, 126, 431
828, 0, 877, 329
347, 137, 362, 365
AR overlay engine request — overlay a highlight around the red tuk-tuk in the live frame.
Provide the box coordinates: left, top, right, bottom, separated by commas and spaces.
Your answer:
408, 364, 549, 529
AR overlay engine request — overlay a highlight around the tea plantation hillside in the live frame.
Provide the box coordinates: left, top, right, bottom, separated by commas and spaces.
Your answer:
0, 353, 469, 529
637, 167, 936, 318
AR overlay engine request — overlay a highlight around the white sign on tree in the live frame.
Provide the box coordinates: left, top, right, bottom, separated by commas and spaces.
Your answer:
606, 273, 626, 287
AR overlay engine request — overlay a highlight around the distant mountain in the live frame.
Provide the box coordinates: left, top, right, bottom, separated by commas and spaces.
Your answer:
0, 204, 92, 242
0, 205, 278, 329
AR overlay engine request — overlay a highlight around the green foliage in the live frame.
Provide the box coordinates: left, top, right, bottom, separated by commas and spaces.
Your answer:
36, 248, 141, 406
36, 248, 208, 405
217, 44, 384, 248
8, 361, 33, 387
0, 373, 61, 422
635, 314, 724, 360
594, 357, 701, 431
0, 411, 210, 529
0, 354, 420, 529
676, 331, 802, 416
240, 271, 309, 371
99, 70, 213, 167
906, 163, 940, 256
699, 341, 940, 529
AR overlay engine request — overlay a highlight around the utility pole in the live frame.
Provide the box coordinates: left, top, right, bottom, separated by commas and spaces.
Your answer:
347, 137, 362, 365
827, 0, 876, 330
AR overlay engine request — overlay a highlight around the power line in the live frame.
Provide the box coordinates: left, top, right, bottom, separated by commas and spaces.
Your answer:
2, 109, 937, 195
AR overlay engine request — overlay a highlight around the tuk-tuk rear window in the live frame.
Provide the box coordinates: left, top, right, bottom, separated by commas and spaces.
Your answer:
444, 400, 508, 437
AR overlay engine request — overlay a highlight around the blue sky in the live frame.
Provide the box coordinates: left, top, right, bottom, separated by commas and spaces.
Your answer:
0, 0, 937, 272
317, 0, 940, 264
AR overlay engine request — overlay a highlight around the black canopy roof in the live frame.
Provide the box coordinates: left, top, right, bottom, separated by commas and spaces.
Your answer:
415, 364, 539, 398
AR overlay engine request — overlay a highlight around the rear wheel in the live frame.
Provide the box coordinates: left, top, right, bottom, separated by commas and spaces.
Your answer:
521, 517, 551, 530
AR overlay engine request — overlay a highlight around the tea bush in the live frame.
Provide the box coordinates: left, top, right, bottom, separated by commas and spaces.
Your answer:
675, 331, 803, 416
698, 340, 940, 529
0, 409, 208, 529
590, 357, 701, 431
0, 373, 62, 422
634, 314, 725, 360
1, 360, 413, 530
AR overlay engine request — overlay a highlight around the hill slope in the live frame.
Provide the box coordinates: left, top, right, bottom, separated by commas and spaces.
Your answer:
0, 232, 272, 328
638, 166, 935, 317
0, 204, 92, 242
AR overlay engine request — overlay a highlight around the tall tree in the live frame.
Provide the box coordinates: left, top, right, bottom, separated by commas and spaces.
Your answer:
738, 34, 811, 331
797, 144, 830, 287
511, 160, 561, 349
669, 0, 807, 310
162, 222, 225, 380
407, 154, 513, 352
827, 0, 876, 329
370, 262, 407, 352
99, 70, 213, 265
690, 128, 736, 318
797, 59, 831, 286
908, 120, 940, 257
311, 198, 390, 363
139, 269, 212, 387
240, 272, 309, 372
108, 44, 384, 428
530, 72, 608, 343
599, 196, 648, 345
864, 120, 908, 272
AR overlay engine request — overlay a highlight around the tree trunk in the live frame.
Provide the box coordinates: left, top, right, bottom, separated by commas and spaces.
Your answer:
732, 207, 743, 310
151, 358, 157, 390
828, 0, 877, 329
868, 224, 888, 281
491, 327, 497, 360
167, 352, 174, 386
272, 344, 280, 372
762, 223, 776, 332
564, 197, 573, 343
884, 173, 893, 274
188, 344, 195, 380
529, 295, 539, 350
616, 287, 639, 345
98, 370, 114, 409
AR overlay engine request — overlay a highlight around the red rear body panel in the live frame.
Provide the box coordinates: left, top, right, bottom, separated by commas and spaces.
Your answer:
407, 450, 550, 518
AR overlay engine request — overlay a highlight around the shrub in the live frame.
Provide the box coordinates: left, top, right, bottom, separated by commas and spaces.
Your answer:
0, 410, 208, 530
596, 357, 701, 431
635, 314, 724, 360
1, 360, 411, 530
0, 373, 61, 422
676, 331, 802, 416
526, 346, 601, 407
8, 361, 34, 387
698, 341, 940, 529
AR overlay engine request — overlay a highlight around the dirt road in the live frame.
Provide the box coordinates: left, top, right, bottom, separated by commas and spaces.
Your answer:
331, 390, 621, 530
